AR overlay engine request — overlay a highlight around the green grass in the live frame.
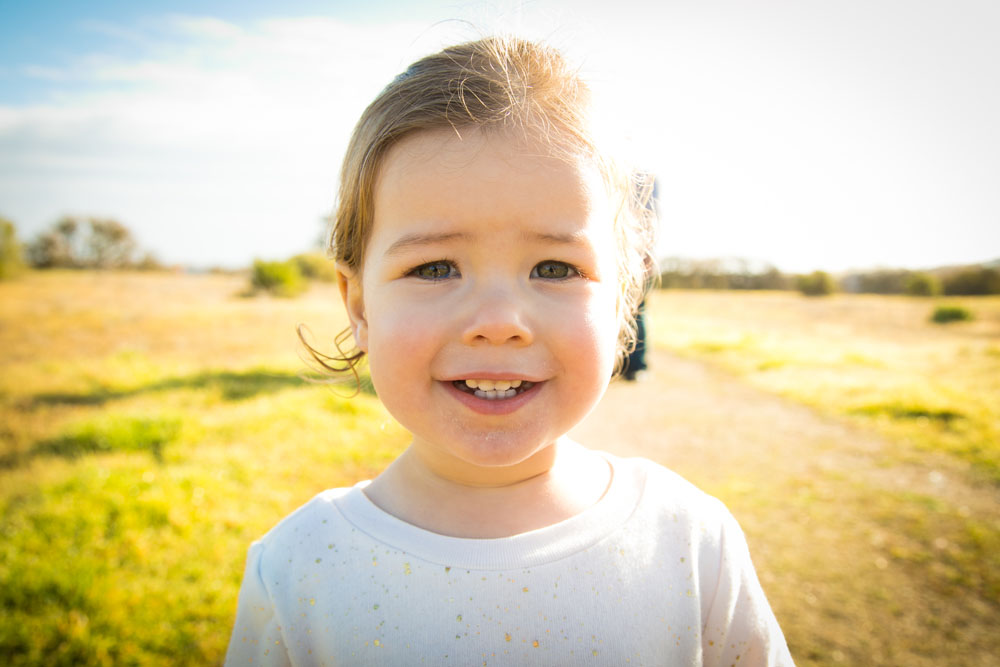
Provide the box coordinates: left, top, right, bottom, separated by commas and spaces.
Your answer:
0, 272, 409, 665
1, 383, 408, 665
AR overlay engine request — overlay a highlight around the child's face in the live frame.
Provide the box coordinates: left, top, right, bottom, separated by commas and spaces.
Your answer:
339, 128, 620, 482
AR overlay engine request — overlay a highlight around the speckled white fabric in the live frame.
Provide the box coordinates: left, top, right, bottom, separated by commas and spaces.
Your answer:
225, 454, 793, 666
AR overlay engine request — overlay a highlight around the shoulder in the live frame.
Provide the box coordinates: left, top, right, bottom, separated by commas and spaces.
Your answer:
252, 486, 358, 562
610, 453, 732, 525
606, 453, 745, 567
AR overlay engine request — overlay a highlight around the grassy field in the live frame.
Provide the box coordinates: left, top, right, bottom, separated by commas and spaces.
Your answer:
1, 272, 998, 664
645, 290, 1000, 482
0, 271, 410, 664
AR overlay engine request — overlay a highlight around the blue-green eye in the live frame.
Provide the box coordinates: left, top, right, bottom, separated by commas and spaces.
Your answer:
531, 261, 578, 280
411, 261, 458, 280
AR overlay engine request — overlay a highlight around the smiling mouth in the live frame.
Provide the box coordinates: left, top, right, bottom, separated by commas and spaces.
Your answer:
453, 378, 536, 400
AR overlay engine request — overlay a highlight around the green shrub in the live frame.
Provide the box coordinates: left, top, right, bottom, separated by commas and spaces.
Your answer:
250, 259, 306, 297
931, 305, 973, 324
905, 272, 941, 296
291, 252, 338, 282
1, 217, 26, 280
797, 270, 835, 296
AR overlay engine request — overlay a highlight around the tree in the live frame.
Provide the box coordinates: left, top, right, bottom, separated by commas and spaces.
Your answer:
943, 268, 1000, 295
26, 232, 64, 268
27, 216, 82, 268
0, 217, 26, 280
853, 269, 910, 294
27, 216, 77, 268
87, 218, 136, 268
26, 216, 139, 269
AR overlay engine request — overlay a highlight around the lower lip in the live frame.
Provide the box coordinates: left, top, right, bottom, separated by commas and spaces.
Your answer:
442, 381, 544, 415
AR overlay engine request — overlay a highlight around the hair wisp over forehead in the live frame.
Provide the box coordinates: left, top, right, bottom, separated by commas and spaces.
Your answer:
311, 35, 657, 381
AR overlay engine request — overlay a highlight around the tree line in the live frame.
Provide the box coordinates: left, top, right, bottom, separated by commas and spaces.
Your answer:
0, 216, 162, 277
656, 257, 1000, 296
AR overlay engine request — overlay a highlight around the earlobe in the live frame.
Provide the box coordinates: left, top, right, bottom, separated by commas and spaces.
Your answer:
336, 263, 368, 352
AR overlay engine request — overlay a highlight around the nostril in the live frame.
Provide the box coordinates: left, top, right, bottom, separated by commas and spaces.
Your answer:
469, 330, 527, 345
461, 301, 533, 345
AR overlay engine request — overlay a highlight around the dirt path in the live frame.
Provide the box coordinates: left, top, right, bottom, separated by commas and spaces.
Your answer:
570, 348, 998, 667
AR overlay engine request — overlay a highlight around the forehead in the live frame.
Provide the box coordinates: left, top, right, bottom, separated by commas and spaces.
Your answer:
370, 128, 613, 246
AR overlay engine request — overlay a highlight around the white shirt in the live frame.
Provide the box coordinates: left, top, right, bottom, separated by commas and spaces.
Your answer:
226, 453, 793, 666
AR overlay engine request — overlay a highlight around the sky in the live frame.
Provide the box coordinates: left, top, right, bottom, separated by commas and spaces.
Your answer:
0, 0, 997, 273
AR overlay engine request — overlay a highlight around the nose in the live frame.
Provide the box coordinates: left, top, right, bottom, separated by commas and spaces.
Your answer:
460, 284, 534, 346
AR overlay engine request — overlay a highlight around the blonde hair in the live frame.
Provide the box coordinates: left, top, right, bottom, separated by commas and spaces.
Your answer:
305, 36, 656, 379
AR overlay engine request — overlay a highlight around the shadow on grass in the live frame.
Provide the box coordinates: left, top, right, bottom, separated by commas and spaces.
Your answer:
851, 402, 965, 425
4, 369, 379, 469
34, 417, 180, 462
1, 416, 182, 469
28, 369, 308, 407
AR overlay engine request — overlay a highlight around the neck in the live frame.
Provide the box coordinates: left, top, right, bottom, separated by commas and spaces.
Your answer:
364, 439, 611, 538
406, 437, 561, 489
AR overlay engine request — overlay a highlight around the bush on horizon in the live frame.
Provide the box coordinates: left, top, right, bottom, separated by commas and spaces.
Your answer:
797, 270, 836, 296
291, 252, 338, 282
249, 259, 306, 297
1, 217, 26, 280
904, 272, 941, 296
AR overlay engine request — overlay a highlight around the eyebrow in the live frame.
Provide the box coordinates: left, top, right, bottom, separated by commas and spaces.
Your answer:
522, 230, 591, 245
383, 232, 469, 256
382, 228, 591, 257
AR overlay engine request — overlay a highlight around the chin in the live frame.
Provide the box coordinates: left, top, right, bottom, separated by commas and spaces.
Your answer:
446, 429, 556, 468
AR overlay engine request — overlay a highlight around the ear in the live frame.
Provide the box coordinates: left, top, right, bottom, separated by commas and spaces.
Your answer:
336, 262, 368, 352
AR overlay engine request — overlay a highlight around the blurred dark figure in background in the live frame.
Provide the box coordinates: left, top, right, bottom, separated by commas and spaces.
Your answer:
623, 298, 649, 381
623, 174, 659, 382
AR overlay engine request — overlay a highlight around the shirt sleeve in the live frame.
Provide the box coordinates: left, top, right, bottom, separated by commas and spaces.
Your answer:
701, 509, 795, 666
224, 541, 292, 666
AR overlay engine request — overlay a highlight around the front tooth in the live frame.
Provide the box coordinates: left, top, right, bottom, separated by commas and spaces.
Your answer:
494, 380, 511, 391
477, 379, 496, 391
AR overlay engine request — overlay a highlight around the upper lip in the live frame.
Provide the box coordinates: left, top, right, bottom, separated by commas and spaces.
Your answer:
441, 371, 545, 383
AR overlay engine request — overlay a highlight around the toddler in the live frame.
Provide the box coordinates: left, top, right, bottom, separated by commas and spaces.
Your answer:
226, 36, 793, 666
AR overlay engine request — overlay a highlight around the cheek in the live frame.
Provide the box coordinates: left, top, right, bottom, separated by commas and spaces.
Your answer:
591, 303, 622, 374
556, 288, 620, 373
364, 302, 443, 388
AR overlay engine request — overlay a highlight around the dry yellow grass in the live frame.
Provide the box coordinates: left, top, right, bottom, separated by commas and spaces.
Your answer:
645, 290, 1000, 480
